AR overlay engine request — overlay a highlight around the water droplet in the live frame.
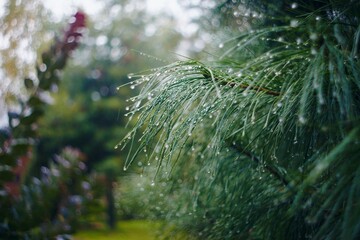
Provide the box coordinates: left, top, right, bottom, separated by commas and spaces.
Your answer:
315, 16, 321, 21
310, 32, 318, 41
150, 181, 155, 187
290, 19, 299, 28
218, 43, 224, 48
311, 48, 317, 55
291, 2, 298, 9
299, 115, 306, 124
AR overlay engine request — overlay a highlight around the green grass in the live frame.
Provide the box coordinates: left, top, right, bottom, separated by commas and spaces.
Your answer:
73, 220, 161, 240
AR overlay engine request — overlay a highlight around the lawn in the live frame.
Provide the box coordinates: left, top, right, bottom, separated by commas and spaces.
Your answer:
73, 220, 161, 240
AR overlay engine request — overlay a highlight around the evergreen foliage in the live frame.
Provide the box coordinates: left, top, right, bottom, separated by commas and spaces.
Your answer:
120, 0, 360, 239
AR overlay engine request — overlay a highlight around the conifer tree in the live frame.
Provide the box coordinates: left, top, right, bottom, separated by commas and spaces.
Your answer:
120, 0, 360, 239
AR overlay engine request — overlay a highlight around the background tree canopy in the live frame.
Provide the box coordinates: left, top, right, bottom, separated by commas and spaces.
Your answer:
34, 0, 185, 173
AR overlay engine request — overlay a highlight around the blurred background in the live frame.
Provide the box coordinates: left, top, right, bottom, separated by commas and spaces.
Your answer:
0, 0, 230, 239
2, 0, 359, 239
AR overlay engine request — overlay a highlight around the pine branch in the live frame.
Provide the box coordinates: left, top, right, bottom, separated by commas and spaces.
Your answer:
225, 81, 281, 96
202, 69, 281, 97
230, 142, 291, 189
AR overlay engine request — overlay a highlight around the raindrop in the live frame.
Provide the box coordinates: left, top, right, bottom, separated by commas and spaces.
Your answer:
315, 16, 321, 21
309, 32, 318, 41
150, 181, 155, 187
299, 115, 306, 124
291, 2, 298, 9
290, 19, 299, 28
311, 48, 317, 55
218, 43, 224, 48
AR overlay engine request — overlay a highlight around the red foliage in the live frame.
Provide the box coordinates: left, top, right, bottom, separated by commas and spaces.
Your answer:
62, 11, 87, 54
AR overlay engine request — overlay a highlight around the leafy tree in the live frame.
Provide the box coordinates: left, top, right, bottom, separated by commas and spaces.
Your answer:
0, 11, 100, 239
33, 0, 185, 227
36, 0, 183, 172
0, 0, 48, 128
120, 0, 360, 239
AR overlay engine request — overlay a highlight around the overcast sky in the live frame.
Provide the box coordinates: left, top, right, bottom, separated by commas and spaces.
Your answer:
41, 0, 185, 20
